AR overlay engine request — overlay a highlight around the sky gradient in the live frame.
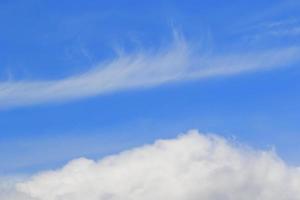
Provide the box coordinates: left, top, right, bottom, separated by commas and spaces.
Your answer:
1, 0, 300, 189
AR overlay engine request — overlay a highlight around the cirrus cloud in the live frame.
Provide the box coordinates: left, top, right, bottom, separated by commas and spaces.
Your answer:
1, 33, 300, 109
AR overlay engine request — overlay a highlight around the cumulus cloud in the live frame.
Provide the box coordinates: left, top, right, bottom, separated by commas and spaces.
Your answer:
3, 130, 300, 200
1, 33, 300, 108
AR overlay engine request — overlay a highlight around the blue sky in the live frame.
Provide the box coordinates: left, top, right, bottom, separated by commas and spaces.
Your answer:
1, 0, 300, 176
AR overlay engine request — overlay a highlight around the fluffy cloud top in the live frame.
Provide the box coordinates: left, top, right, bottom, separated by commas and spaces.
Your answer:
2, 130, 299, 200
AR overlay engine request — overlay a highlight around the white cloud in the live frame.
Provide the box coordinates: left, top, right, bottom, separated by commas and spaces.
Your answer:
244, 19, 300, 40
1, 33, 300, 108
3, 130, 300, 200
0, 176, 34, 200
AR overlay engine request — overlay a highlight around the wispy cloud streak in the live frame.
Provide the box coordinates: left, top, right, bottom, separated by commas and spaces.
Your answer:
1, 34, 300, 108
